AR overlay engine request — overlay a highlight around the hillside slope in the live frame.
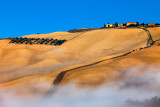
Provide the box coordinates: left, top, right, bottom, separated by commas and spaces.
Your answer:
1, 28, 160, 95
0, 29, 149, 82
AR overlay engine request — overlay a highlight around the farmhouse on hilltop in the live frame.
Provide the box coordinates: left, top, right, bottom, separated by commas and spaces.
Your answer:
126, 22, 138, 26
147, 23, 156, 27
105, 22, 158, 28
118, 24, 124, 27
107, 24, 115, 28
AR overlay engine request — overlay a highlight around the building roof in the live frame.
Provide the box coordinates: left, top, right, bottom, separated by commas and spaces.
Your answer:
107, 24, 115, 25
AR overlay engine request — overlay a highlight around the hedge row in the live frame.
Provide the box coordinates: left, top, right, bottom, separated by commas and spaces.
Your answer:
9, 37, 66, 46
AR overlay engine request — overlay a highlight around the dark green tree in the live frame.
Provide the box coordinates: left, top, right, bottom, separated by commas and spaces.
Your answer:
137, 22, 139, 26
115, 22, 118, 27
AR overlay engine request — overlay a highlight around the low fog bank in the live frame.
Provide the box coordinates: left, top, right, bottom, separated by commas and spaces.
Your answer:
126, 96, 160, 107
0, 66, 160, 107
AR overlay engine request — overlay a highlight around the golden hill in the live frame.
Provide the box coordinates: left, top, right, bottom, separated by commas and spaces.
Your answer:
0, 27, 160, 95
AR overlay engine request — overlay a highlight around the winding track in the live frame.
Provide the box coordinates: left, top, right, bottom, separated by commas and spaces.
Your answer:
68, 32, 86, 41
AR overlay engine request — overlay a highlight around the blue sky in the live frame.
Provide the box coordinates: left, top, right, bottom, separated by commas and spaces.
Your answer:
0, 0, 159, 38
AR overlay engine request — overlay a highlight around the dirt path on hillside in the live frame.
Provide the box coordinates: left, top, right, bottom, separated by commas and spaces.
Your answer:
53, 28, 154, 85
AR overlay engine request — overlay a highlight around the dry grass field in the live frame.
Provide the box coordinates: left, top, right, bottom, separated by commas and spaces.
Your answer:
0, 27, 160, 95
